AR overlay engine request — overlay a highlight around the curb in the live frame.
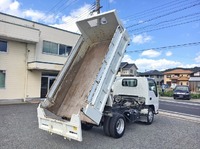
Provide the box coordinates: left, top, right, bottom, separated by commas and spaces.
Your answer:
0, 98, 44, 105
0, 99, 25, 105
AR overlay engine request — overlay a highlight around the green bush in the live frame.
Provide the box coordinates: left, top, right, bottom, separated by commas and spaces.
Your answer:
191, 93, 200, 99
159, 89, 200, 99
159, 90, 173, 97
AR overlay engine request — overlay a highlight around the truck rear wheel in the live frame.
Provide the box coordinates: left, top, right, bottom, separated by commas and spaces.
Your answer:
103, 116, 111, 136
81, 123, 93, 130
146, 108, 154, 125
109, 113, 126, 138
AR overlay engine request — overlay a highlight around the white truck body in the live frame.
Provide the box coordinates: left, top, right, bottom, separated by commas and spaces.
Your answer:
37, 10, 130, 141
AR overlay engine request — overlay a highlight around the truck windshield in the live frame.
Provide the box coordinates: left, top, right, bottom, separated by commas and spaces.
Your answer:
122, 79, 137, 87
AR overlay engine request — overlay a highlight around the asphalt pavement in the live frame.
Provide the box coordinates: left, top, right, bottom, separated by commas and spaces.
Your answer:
159, 100, 200, 116
0, 104, 200, 149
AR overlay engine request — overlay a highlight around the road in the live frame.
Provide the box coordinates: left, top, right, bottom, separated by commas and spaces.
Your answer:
0, 103, 200, 149
159, 99, 200, 116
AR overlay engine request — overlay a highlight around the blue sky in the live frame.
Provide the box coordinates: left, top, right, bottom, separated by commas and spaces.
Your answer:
0, 0, 200, 72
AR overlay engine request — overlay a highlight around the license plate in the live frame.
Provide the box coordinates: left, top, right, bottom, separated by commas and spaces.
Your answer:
179, 95, 183, 98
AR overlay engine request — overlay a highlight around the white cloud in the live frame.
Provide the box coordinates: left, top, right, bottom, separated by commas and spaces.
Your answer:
0, 0, 21, 16
195, 54, 200, 63
22, 9, 58, 24
122, 54, 195, 72
0, 0, 59, 24
9, 0, 19, 10
166, 51, 172, 56
51, 4, 92, 32
132, 33, 152, 44
0, 0, 12, 11
23, 9, 44, 21
0, 1, 93, 32
141, 49, 161, 58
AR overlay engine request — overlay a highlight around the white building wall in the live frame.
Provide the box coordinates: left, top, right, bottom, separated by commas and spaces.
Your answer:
0, 13, 80, 100
0, 40, 26, 99
26, 70, 41, 98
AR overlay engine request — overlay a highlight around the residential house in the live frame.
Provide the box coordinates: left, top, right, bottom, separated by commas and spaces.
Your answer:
189, 69, 200, 93
139, 70, 164, 86
163, 68, 193, 88
117, 62, 138, 76
0, 12, 80, 100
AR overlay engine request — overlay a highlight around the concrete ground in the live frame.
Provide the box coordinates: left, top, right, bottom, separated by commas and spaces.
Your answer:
0, 104, 200, 149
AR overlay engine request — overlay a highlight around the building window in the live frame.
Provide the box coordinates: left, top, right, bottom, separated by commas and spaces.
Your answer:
122, 78, 137, 87
59, 44, 72, 56
167, 75, 171, 78
0, 40, 7, 52
43, 41, 72, 56
0, 70, 6, 88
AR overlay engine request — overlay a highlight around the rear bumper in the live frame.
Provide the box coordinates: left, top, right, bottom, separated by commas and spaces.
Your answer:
37, 104, 82, 141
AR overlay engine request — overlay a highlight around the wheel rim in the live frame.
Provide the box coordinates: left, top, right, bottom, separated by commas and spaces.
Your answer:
116, 118, 124, 134
148, 111, 153, 122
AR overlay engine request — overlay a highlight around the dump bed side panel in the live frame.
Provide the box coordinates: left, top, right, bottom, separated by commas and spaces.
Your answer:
83, 26, 130, 124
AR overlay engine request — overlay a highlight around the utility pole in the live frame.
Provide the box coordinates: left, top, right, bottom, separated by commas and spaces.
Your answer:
96, 0, 101, 14
90, 0, 102, 15
95, 0, 102, 14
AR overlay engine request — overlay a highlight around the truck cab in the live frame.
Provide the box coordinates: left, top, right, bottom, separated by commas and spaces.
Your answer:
112, 77, 159, 114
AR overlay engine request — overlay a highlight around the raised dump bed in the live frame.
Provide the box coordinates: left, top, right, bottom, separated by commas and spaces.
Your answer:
38, 10, 130, 141
48, 41, 110, 124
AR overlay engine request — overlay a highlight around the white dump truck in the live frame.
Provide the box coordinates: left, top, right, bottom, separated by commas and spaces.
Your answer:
37, 10, 159, 142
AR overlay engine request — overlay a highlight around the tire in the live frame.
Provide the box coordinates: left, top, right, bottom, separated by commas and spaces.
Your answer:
103, 116, 111, 136
146, 108, 154, 125
109, 113, 126, 138
81, 123, 93, 130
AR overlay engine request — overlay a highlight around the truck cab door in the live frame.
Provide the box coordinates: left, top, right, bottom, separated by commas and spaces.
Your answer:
148, 79, 159, 113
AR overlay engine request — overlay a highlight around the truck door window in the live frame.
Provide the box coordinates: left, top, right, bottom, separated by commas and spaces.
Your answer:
148, 79, 158, 97
122, 79, 137, 87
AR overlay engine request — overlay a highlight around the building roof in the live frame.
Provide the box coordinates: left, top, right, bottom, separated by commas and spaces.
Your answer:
120, 62, 138, 70
140, 70, 163, 76
164, 69, 193, 74
120, 62, 128, 68
0, 12, 80, 35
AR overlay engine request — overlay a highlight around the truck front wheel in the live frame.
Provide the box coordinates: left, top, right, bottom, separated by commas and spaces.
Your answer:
109, 114, 126, 138
146, 108, 154, 125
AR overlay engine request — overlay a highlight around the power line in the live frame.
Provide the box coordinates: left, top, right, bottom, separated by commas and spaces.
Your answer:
45, 0, 67, 15
124, 0, 190, 21
130, 18, 200, 34
123, 0, 186, 19
56, 3, 95, 25
57, 0, 79, 14
126, 41, 200, 53
126, 1, 200, 29
129, 12, 200, 33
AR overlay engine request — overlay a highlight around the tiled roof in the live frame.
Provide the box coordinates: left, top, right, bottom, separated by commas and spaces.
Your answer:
164, 69, 193, 74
